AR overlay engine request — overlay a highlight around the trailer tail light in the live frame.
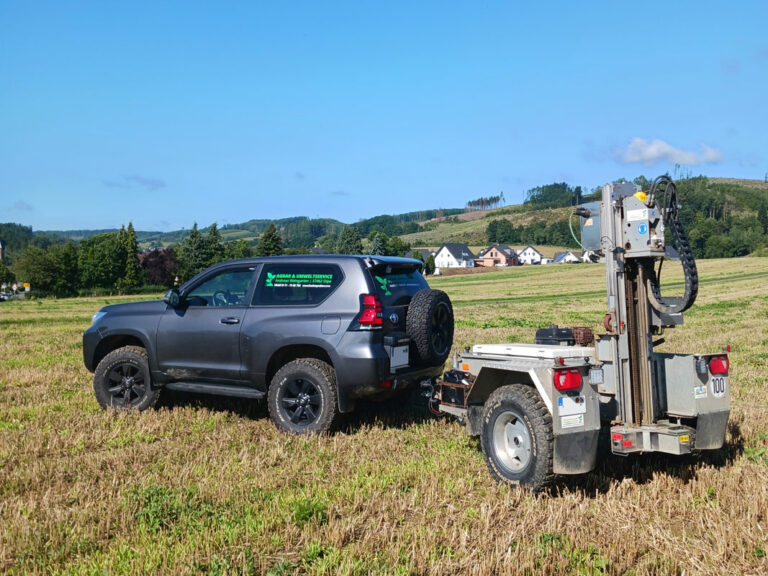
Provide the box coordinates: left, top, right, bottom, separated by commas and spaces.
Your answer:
554, 368, 582, 391
359, 294, 383, 327
709, 355, 729, 375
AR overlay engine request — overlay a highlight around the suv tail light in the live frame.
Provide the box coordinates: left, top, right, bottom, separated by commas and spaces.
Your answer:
554, 368, 582, 391
359, 294, 383, 327
709, 355, 729, 375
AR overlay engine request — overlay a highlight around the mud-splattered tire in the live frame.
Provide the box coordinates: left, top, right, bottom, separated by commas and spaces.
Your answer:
480, 384, 554, 492
406, 289, 454, 365
93, 346, 160, 411
268, 359, 338, 434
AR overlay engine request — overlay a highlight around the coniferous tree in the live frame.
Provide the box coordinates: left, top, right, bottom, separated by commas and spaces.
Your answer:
255, 223, 284, 257
206, 222, 225, 265
425, 254, 436, 275
369, 233, 387, 255
178, 223, 208, 280
117, 222, 141, 293
335, 226, 363, 255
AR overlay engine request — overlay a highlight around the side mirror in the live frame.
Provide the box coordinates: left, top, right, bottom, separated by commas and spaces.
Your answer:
163, 288, 181, 308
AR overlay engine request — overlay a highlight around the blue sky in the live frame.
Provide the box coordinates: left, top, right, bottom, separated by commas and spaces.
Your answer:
1, 1, 766, 232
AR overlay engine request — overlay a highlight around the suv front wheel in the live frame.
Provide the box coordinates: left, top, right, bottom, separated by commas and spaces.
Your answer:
93, 346, 161, 411
268, 359, 338, 434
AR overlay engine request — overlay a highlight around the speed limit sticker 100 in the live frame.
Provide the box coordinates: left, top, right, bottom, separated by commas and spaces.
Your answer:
711, 376, 727, 398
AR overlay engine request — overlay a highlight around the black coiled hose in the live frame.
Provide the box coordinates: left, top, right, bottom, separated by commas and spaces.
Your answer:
644, 176, 698, 314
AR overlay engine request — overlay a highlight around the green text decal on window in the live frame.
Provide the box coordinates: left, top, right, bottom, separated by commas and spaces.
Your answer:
254, 264, 343, 306
265, 272, 334, 288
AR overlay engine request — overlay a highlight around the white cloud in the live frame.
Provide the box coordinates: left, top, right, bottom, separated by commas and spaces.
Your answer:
620, 138, 723, 166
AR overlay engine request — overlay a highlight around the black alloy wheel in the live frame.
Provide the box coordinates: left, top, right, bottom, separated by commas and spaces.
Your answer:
268, 358, 338, 434
93, 346, 160, 411
106, 362, 147, 408
278, 376, 322, 426
430, 300, 453, 359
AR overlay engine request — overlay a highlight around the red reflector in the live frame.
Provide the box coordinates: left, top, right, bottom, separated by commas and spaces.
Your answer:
611, 433, 622, 441
709, 355, 729, 375
381, 379, 393, 389
554, 368, 582, 391
359, 294, 383, 326
622, 440, 633, 448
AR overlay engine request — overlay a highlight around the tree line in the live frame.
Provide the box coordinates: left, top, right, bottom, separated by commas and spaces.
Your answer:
0, 220, 416, 298
466, 193, 505, 211
1, 222, 287, 297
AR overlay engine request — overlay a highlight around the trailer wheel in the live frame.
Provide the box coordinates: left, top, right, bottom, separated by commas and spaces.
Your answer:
480, 384, 554, 492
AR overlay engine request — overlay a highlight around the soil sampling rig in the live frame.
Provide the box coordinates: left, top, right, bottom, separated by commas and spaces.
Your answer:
435, 176, 730, 491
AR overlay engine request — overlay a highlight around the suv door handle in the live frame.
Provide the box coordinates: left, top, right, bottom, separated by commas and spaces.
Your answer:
220, 317, 241, 325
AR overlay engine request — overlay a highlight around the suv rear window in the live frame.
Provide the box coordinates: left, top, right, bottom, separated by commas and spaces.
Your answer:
371, 267, 428, 306
252, 263, 343, 306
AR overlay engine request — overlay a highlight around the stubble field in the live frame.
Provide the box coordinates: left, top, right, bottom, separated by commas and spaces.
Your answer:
1, 258, 767, 575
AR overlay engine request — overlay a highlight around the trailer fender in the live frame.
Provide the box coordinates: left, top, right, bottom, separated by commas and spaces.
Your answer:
465, 367, 553, 436
466, 367, 552, 412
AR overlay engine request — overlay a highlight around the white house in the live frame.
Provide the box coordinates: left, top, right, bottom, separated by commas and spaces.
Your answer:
517, 245, 543, 265
434, 244, 476, 269
553, 251, 580, 264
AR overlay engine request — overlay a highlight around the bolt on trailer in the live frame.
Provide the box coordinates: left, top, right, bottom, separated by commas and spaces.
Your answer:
434, 176, 730, 491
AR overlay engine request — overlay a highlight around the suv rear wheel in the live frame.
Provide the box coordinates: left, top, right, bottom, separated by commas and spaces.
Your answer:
268, 359, 338, 434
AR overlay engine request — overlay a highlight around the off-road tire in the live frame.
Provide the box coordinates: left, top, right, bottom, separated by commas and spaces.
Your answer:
268, 358, 338, 434
406, 289, 454, 365
93, 346, 160, 411
480, 384, 554, 492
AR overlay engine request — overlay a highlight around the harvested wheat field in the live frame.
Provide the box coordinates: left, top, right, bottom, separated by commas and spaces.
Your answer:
1, 258, 767, 575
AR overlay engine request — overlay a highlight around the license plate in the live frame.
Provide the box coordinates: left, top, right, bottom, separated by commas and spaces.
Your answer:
390, 345, 409, 369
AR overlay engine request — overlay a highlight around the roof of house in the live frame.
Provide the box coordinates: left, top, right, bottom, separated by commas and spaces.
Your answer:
553, 251, 578, 263
517, 245, 542, 257
480, 244, 516, 258
438, 243, 476, 261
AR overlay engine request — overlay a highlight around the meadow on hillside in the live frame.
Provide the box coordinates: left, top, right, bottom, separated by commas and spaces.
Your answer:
1, 259, 767, 575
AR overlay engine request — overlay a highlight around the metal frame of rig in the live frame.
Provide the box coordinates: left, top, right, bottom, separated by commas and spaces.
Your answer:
434, 176, 730, 491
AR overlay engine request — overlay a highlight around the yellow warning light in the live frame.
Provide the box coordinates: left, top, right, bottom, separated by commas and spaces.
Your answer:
679, 435, 690, 443
634, 191, 649, 203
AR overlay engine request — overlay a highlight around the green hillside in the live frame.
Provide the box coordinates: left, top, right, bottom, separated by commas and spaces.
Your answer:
6, 176, 768, 260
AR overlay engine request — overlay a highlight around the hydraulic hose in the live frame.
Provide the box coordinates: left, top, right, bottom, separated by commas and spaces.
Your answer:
644, 176, 698, 314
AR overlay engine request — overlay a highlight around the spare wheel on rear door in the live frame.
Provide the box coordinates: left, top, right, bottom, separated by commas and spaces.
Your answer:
406, 289, 454, 365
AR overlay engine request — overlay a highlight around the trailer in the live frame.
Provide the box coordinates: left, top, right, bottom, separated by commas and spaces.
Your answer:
434, 177, 730, 491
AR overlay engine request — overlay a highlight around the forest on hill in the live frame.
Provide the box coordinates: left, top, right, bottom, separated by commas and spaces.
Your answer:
1, 176, 766, 297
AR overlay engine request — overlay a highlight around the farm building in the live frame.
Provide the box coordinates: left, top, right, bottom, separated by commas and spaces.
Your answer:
434, 244, 476, 269
516, 245, 543, 265
476, 245, 518, 267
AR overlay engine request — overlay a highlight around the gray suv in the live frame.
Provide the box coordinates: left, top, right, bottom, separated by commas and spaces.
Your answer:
83, 255, 454, 433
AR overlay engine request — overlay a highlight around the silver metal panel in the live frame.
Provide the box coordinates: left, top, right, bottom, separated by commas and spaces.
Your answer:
654, 353, 730, 418
579, 201, 602, 251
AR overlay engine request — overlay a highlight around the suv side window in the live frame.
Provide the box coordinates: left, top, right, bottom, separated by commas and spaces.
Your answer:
186, 268, 255, 307
252, 263, 343, 306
